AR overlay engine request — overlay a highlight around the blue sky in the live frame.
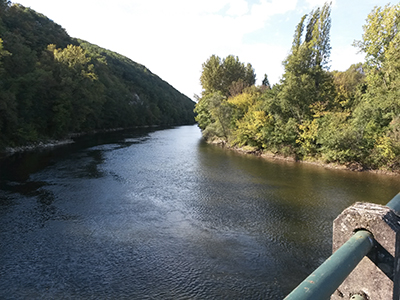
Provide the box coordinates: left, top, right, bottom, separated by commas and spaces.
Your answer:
13, 0, 392, 100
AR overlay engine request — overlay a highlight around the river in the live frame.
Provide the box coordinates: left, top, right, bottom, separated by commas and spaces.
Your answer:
0, 125, 399, 299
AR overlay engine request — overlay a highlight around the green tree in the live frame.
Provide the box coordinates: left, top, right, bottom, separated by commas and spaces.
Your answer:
262, 74, 270, 88
0, 38, 10, 60
0, 38, 17, 148
317, 111, 361, 163
228, 91, 269, 148
200, 55, 223, 95
244, 62, 256, 88
194, 94, 212, 131
196, 54, 256, 142
48, 44, 100, 133
332, 63, 365, 111
51, 44, 96, 80
197, 92, 233, 140
352, 3, 400, 170
279, 2, 334, 123
354, 4, 400, 119
200, 54, 256, 97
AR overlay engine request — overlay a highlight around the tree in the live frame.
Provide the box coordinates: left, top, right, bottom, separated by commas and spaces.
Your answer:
194, 94, 212, 131
244, 63, 256, 88
200, 54, 256, 97
0, 0, 10, 16
200, 55, 223, 95
332, 63, 365, 111
354, 4, 400, 118
51, 44, 96, 80
0, 39, 16, 148
0, 38, 10, 59
278, 2, 334, 123
229, 79, 247, 97
0, 37, 10, 74
354, 4, 400, 73
196, 92, 232, 140
352, 3, 400, 169
262, 74, 270, 89
196, 54, 256, 141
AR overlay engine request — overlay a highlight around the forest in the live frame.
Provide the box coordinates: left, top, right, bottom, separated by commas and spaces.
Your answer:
195, 2, 400, 173
0, 1, 195, 150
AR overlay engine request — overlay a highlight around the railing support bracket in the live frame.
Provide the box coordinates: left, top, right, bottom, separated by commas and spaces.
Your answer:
332, 202, 400, 300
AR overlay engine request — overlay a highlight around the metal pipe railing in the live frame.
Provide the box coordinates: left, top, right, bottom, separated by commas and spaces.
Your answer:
284, 192, 400, 299
284, 230, 374, 300
386, 192, 400, 215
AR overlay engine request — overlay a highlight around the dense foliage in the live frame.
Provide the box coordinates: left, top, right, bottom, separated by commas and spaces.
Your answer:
200, 55, 256, 98
195, 2, 400, 172
0, 1, 195, 149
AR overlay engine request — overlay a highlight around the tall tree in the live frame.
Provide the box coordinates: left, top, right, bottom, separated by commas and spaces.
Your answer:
200, 55, 223, 95
279, 2, 333, 123
352, 3, 400, 167
353, 3, 400, 118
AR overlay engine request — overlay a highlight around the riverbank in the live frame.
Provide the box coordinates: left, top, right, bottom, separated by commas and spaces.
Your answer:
3, 139, 75, 155
1, 128, 126, 156
208, 138, 400, 176
0, 126, 165, 156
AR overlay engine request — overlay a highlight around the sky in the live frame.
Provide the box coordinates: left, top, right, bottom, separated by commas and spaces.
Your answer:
12, 0, 392, 100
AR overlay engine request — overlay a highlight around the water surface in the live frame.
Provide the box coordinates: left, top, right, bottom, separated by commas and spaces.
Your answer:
0, 125, 399, 299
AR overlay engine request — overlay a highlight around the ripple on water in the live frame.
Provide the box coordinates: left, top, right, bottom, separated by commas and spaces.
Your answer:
1, 126, 399, 299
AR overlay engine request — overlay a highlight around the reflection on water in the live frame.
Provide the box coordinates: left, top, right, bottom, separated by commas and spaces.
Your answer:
0, 125, 399, 299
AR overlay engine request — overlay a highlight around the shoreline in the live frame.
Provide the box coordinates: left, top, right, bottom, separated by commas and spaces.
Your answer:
0, 124, 178, 156
208, 139, 400, 177
4, 139, 75, 155
1, 127, 129, 156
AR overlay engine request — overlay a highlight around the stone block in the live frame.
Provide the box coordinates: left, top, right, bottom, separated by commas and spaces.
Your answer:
331, 202, 400, 300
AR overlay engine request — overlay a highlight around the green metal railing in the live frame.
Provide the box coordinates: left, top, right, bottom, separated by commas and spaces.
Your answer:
284, 230, 374, 300
386, 192, 400, 215
284, 193, 400, 300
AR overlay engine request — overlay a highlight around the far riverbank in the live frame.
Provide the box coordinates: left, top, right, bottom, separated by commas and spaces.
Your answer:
208, 139, 400, 177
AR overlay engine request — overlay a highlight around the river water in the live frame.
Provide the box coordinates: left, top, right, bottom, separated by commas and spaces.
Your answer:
0, 125, 399, 299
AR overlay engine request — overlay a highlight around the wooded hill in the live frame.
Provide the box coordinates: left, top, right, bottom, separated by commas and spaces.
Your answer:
0, 1, 195, 150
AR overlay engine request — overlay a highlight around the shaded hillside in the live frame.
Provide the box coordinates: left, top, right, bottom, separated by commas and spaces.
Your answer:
0, 1, 195, 149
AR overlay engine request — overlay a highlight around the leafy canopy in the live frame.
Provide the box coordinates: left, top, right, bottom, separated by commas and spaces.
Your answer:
200, 55, 256, 97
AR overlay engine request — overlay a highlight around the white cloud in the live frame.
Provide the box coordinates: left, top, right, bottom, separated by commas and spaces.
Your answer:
226, 0, 249, 16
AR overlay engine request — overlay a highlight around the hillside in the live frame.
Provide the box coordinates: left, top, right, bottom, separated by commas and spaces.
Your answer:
0, 1, 195, 149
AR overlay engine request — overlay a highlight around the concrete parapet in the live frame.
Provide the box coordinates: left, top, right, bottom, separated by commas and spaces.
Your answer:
331, 202, 400, 300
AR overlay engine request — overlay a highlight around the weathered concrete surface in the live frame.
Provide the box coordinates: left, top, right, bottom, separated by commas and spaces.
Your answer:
331, 202, 400, 300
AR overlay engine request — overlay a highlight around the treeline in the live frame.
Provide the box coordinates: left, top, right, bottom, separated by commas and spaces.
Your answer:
195, 3, 400, 172
0, 1, 195, 150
